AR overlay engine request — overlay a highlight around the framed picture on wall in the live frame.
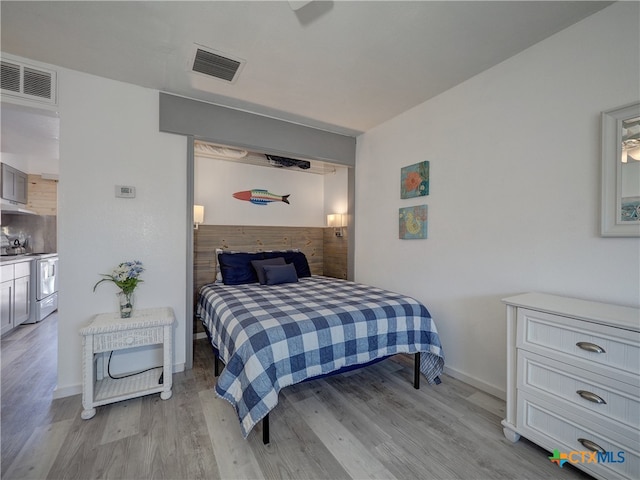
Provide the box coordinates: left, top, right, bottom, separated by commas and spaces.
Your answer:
401, 161, 429, 199
399, 205, 428, 239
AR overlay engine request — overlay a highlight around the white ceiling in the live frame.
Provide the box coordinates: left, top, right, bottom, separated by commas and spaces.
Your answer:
0, 0, 612, 161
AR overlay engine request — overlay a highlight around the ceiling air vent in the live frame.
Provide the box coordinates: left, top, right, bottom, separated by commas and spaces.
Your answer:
191, 45, 244, 83
0, 59, 57, 105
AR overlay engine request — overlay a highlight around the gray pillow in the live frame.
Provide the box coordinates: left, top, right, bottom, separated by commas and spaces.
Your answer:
263, 263, 299, 285
251, 257, 286, 285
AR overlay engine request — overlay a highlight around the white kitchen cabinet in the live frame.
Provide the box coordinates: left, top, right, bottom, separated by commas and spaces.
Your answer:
1, 163, 28, 204
502, 293, 640, 480
0, 260, 32, 335
13, 262, 30, 325
1, 279, 13, 335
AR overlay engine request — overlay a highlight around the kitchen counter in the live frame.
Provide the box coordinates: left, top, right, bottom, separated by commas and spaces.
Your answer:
1, 255, 35, 265
0, 253, 57, 264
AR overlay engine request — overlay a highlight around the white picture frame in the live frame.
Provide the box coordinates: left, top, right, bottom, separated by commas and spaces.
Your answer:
601, 102, 640, 237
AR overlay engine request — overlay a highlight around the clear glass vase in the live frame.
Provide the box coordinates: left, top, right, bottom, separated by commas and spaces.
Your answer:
117, 291, 134, 318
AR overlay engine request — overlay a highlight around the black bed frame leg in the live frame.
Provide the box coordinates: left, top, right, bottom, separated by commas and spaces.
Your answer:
214, 355, 220, 377
414, 352, 421, 389
262, 414, 270, 444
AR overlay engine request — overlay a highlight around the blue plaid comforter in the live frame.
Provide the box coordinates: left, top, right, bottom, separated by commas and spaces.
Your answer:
196, 276, 445, 438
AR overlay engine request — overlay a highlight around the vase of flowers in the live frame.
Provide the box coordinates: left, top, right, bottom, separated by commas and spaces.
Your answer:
93, 261, 145, 318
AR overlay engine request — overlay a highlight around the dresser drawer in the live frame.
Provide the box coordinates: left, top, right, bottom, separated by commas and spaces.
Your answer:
93, 326, 164, 353
518, 351, 640, 439
517, 393, 639, 480
517, 309, 640, 382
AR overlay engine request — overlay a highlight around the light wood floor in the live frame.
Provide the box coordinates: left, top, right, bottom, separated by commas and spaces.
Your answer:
1, 313, 593, 480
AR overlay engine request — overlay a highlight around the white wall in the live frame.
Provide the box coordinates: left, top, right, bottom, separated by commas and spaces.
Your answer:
354, 3, 640, 398
323, 165, 349, 218
56, 67, 187, 396
195, 155, 349, 227
0, 152, 28, 172
195, 156, 325, 226
0, 96, 60, 176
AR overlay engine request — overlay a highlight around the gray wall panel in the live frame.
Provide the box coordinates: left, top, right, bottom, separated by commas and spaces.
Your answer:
159, 93, 355, 166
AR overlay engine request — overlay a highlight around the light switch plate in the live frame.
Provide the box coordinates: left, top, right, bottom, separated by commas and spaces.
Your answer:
115, 185, 136, 198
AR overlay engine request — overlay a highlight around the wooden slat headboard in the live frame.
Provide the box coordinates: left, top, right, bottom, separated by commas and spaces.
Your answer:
194, 225, 325, 294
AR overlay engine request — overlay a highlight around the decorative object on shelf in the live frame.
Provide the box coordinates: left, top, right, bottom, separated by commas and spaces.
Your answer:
232, 189, 290, 205
401, 161, 429, 199
399, 205, 428, 239
93, 261, 145, 318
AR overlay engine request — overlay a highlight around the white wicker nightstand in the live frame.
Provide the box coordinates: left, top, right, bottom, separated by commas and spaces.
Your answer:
79, 307, 175, 420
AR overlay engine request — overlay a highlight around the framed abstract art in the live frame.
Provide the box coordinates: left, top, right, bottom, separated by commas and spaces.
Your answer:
401, 161, 429, 199
399, 205, 428, 239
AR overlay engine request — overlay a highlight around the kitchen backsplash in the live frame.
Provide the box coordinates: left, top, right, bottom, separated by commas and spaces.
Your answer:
1, 214, 57, 253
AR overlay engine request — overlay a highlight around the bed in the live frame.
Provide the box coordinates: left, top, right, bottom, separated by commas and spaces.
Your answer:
195, 249, 445, 442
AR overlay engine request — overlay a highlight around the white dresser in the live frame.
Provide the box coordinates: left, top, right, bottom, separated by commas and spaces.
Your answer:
502, 293, 639, 480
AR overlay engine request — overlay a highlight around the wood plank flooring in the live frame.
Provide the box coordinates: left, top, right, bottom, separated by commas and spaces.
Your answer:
1, 314, 594, 480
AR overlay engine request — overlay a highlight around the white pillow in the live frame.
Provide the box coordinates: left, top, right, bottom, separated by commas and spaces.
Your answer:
214, 248, 223, 282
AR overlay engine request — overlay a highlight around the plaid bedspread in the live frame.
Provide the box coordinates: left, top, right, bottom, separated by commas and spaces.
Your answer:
196, 276, 445, 438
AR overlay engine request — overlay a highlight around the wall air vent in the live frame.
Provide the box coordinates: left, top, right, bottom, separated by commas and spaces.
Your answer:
0, 59, 57, 105
191, 45, 245, 83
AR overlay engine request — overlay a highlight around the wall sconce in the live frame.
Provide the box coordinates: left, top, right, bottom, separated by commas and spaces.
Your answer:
194, 205, 204, 229
327, 213, 346, 237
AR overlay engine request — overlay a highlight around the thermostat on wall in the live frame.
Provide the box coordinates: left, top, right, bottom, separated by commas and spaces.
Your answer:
115, 185, 136, 198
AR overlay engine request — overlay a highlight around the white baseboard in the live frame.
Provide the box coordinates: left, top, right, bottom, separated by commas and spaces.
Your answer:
52, 362, 186, 399
173, 362, 185, 373
52, 384, 82, 399
443, 365, 506, 401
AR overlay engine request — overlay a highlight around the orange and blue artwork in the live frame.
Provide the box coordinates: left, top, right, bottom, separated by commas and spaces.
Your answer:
401, 161, 429, 199
399, 205, 428, 239
233, 189, 290, 205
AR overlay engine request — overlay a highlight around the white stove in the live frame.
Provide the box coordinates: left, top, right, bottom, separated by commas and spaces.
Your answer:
23, 253, 58, 324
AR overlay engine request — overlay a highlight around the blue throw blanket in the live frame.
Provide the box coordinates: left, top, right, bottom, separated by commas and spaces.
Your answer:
197, 276, 445, 438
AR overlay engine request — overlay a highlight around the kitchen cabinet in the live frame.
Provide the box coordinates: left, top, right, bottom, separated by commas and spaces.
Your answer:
1, 163, 28, 204
1, 278, 13, 335
0, 260, 32, 335
13, 262, 31, 325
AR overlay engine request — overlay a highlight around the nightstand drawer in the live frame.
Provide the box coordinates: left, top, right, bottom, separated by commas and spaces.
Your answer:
518, 351, 640, 437
517, 309, 640, 381
93, 326, 164, 352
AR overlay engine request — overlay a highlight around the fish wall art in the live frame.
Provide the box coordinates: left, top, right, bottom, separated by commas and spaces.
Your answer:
232, 189, 291, 205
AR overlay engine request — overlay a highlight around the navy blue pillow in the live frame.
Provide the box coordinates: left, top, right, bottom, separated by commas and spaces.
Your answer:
263, 263, 299, 285
251, 257, 286, 285
218, 251, 264, 285
263, 251, 311, 277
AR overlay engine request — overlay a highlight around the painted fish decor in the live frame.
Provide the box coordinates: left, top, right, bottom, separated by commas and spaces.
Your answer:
233, 189, 290, 205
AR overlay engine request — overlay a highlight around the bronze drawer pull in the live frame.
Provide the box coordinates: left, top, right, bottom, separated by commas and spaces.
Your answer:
576, 390, 607, 404
576, 341, 606, 354
578, 438, 606, 453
